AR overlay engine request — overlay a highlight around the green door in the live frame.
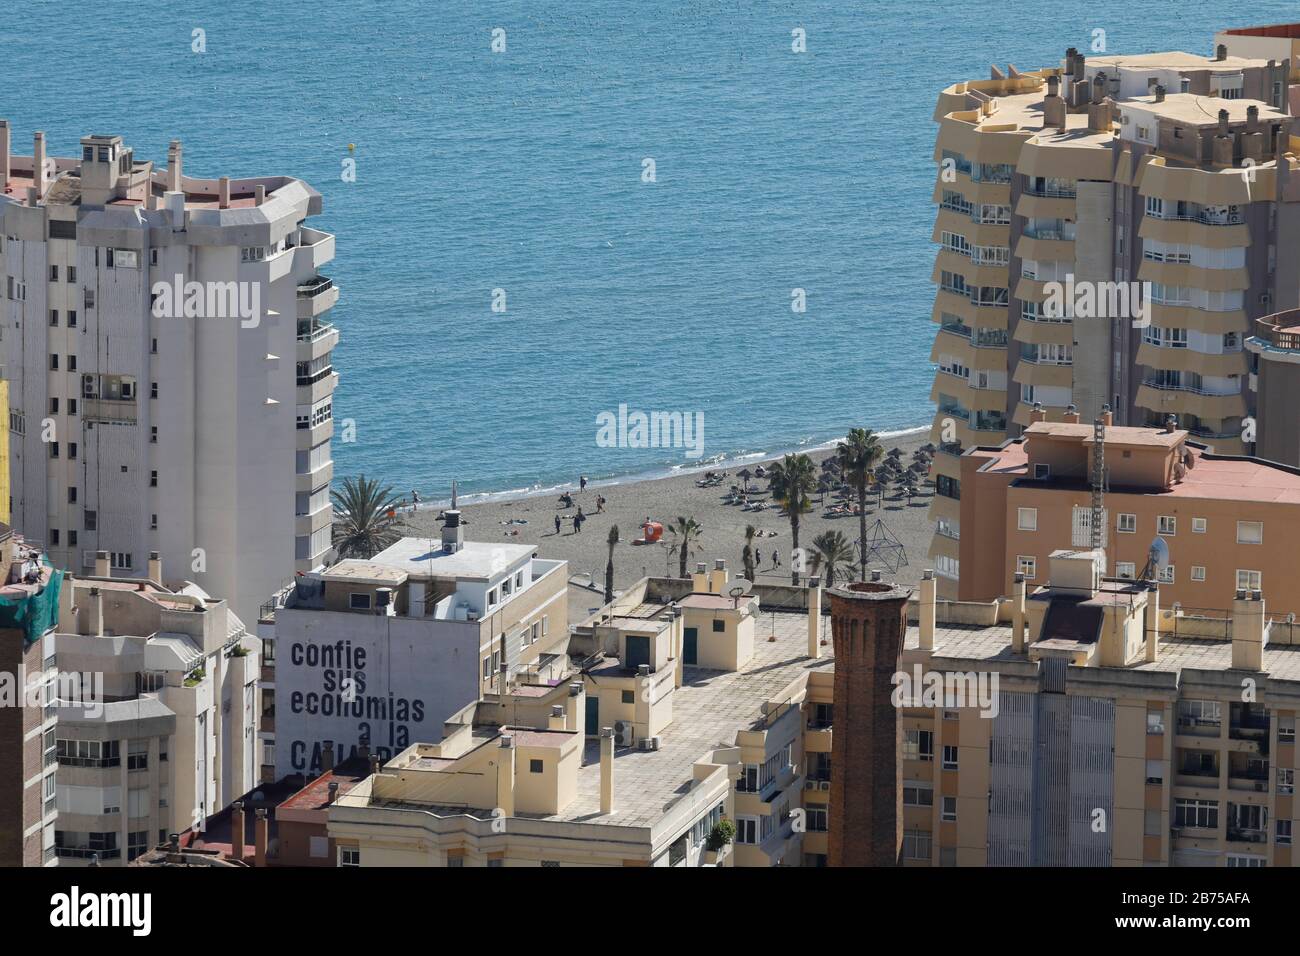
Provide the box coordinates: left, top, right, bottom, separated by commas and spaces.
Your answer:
626, 634, 650, 671
585, 695, 599, 736
684, 627, 698, 665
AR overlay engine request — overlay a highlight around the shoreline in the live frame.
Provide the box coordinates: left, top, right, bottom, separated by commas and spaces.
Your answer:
401, 426, 938, 620
399, 424, 931, 511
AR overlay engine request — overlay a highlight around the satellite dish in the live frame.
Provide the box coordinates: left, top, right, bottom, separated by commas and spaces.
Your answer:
1142, 536, 1170, 581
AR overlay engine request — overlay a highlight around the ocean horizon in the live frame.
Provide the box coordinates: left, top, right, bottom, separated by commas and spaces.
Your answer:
8, 0, 1296, 499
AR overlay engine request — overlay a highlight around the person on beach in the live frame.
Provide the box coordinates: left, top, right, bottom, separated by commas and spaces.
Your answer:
580, 475, 588, 491
411, 490, 420, 511
596, 495, 605, 514
554, 514, 561, 535
575, 507, 585, 533
772, 549, 780, 568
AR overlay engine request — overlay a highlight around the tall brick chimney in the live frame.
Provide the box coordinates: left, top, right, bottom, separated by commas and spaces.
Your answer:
826, 579, 912, 866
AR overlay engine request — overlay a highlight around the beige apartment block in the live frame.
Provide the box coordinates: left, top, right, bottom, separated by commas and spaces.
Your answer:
0, 125, 340, 626
897, 549, 1297, 867
326, 565, 839, 867
954, 414, 1300, 618
50, 550, 259, 865
928, 30, 1300, 599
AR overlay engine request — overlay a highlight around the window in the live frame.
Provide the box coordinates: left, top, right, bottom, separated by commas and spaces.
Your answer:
1174, 798, 1218, 830
1191, 566, 1205, 582
1033, 463, 1050, 480
1280, 718, 1295, 742
50, 354, 59, 371
1278, 768, 1294, 795
902, 829, 932, 861
1116, 562, 1136, 579
339, 847, 360, 867
736, 817, 759, 845
49, 310, 58, 326
1157, 516, 1176, 535
350, 593, 372, 610
1192, 517, 1206, 533
942, 745, 958, 770
1017, 507, 1037, 532
621, 690, 635, 704
941, 796, 957, 822
1016, 555, 1036, 579
1236, 521, 1263, 545
1117, 513, 1136, 534
1278, 821, 1293, 846
711, 619, 724, 633
903, 783, 934, 807
150, 470, 157, 487
1158, 565, 1175, 584
529, 759, 543, 774
1145, 759, 1164, 785
1237, 570, 1262, 592
902, 730, 934, 762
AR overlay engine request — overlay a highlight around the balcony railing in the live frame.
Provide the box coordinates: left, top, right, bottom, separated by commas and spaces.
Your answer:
297, 319, 334, 343
297, 275, 334, 298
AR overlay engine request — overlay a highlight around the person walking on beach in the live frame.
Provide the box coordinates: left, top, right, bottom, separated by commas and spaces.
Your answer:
596, 495, 605, 514
554, 514, 562, 535
580, 475, 588, 491
575, 507, 585, 533
772, 549, 781, 569
411, 490, 420, 512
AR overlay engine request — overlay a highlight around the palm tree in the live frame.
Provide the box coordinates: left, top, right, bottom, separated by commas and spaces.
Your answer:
769, 453, 817, 584
331, 475, 405, 559
741, 524, 758, 582
838, 428, 884, 583
604, 524, 620, 604
666, 516, 704, 579
809, 530, 855, 587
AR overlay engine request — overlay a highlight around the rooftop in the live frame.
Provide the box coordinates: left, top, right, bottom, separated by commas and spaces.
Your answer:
373, 606, 831, 829
1121, 92, 1286, 125
905, 620, 1300, 681
369, 537, 537, 582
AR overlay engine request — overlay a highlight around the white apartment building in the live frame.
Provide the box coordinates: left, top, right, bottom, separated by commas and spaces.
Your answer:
0, 123, 340, 625
51, 553, 260, 865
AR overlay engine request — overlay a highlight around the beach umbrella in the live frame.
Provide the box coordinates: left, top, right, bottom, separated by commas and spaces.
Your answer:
888, 447, 903, 458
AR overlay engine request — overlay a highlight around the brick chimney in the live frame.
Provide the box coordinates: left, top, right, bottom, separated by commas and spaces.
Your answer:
254, 809, 268, 867
826, 580, 911, 866
230, 801, 245, 862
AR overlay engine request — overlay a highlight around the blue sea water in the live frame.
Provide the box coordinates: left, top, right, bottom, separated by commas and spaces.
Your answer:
5, 1, 1295, 500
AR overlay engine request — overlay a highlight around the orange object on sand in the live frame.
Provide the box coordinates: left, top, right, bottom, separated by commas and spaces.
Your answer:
638, 521, 663, 544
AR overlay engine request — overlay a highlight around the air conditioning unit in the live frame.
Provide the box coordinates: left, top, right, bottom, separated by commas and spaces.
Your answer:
638, 737, 655, 752
614, 721, 634, 747
805, 780, 818, 791
819, 780, 831, 791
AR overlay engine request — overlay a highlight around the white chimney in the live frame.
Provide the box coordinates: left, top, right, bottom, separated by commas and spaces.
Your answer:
497, 735, 515, 817
32, 131, 46, 200
147, 551, 162, 584
441, 510, 464, 553
94, 550, 110, 578
919, 569, 936, 651
807, 576, 822, 659
1012, 572, 1027, 653
167, 139, 183, 192
599, 726, 615, 814
1232, 589, 1267, 671
218, 175, 231, 209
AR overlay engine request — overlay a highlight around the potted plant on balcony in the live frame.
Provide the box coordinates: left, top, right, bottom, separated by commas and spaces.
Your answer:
703, 819, 736, 864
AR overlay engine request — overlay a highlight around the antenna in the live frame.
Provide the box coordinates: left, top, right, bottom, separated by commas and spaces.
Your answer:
1090, 408, 1107, 551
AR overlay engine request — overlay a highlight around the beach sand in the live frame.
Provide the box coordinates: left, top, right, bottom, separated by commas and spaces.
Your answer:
402, 428, 936, 619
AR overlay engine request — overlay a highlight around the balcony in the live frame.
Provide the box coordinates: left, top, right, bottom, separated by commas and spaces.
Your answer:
1229, 705, 1270, 746
81, 397, 137, 425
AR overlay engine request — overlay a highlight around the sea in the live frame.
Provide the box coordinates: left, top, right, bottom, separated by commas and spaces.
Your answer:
5, 0, 1294, 505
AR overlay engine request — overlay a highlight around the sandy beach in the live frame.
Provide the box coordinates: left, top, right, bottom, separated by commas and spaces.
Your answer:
402, 428, 936, 619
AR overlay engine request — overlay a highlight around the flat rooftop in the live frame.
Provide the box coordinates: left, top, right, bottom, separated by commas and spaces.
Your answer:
369, 537, 537, 582
976, 436, 1300, 503
372, 607, 831, 829
1026, 421, 1187, 447
1088, 52, 1268, 71
905, 621, 1300, 681
1122, 92, 1287, 125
